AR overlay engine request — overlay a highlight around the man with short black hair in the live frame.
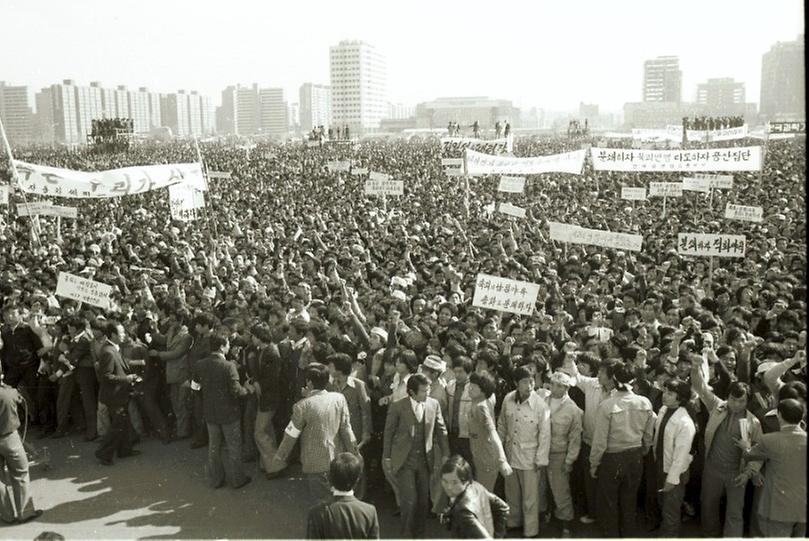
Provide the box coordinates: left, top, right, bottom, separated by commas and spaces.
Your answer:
306, 452, 380, 539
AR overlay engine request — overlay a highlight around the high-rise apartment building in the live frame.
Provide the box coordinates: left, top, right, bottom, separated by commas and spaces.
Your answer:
299, 83, 331, 132
0, 82, 34, 146
128, 87, 152, 133
161, 91, 190, 137
696, 78, 745, 112
217, 86, 238, 135
643, 56, 682, 102
37, 80, 81, 145
259, 88, 287, 137
330, 40, 386, 134
760, 35, 805, 120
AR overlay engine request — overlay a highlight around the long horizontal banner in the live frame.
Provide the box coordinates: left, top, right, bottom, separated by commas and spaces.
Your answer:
17, 202, 77, 218
14, 161, 206, 198
549, 222, 643, 251
666, 125, 749, 143
441, 136, 512, 155
497, 176, 526, 193
56, 271, 112, 309
590, 147, 762, 172
466, 149, 586, 176
473, 273, 539, 316
678, 233, 746, 258
364, 179, 404, 196
725, 203, 763, 223
768, 121, 805, 134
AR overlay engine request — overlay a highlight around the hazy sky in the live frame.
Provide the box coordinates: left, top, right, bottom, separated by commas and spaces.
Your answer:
2, 0, 803, 112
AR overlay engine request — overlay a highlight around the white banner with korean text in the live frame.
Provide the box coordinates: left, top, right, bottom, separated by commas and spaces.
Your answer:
169, 183, 206, 222
465, 148, 586, 176
621, 187, 647, 201
497, 176, 526, 193
441, 136, 513, 155
473, 273, 539, 316
724, 204, 763, 223
682, 177, 710, 193
17, 202, 77, 218
693, 173, 733, 189
677, 233, 746, 258
590, 147, 762, 172
666, 125, 749, 143
56, 272, 113, 309
364, 179, 404, 196
648, 182, 683, 197
14, 161, 207, 198
549, 222, 643, 251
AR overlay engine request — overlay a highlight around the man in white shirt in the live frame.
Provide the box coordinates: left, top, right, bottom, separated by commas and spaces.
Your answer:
653, 378, 696, 537
497, 366, 551, 537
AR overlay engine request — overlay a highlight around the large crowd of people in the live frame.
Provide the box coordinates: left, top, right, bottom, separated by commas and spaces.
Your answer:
0, 130, 805, 538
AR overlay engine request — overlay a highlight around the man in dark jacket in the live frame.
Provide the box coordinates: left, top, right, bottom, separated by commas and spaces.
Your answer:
192, 334, 253, 489
439, 455, 509, 538
306, 452, 380, 539
95, 321, 140, 466
188, 314, 215, 448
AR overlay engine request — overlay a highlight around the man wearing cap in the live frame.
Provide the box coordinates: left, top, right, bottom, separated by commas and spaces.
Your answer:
545, 371, 583, 538
421, 354, 449, 511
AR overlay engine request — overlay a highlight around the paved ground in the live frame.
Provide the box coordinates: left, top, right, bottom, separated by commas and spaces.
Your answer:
3, 432, 702, 539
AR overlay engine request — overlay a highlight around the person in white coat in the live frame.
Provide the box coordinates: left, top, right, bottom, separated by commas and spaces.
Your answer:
653, 378, 696, 537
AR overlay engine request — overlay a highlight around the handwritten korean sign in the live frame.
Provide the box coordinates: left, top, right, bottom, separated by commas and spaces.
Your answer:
441, 137, 511, 155
549, 222, 643, 252
682, 177, 710, 193
648, 182, 683, 197
56, 272, 113, 309
724, 204, 763, 223
621, 187, 647, 201
677, 233, 746, 258
497, 202, 526, 218
498, 176, 526, 193
473, 273, 540, 316
168, 183, 205, 222
693, 173, 733, 189
364, 179, 404, 196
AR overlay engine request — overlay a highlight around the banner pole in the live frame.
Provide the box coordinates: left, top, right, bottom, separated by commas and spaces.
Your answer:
462, 149, 470, 221
759, 130, 768, 184
662, 195, 667, 217
193, 137, 218, 241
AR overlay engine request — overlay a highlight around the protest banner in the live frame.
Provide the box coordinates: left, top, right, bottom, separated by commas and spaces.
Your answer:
497, 202, 526, 219
548, 222, 643, 252
621, 187, 647, 201
364, 179, 404, 196
682, 177, 711, 193
207, 171, 232, 180
441, 137, 512, 155
368, 171, 391, 182
693, 173, 733, 189
326, 160, 351, 172
473, 273, 540, 316
648, 182, 683, 197
725, 203, 763, 223
14, 161, 207, 198
590, 146, 762, 172
56, 271, 113, 309
0, 185, 8, 205
497, 176, 526, 193
768, 121, 805, 134
666, 124, 749, 143
169, 182, 206, 222
465, 148, 586, 176
350, 167, 369, 175
631, 128, 679, 143
677, 233, 746, 258
16, 201, 52, 216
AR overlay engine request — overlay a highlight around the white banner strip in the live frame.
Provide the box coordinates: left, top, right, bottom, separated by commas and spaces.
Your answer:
621, 187, 647, 201
364, 180, 404, 196
497, 176, 526, 193
725, 204, 763, 223
473, 273, 539, 316
692, 173, 733, 189
497, 202, 526, 218
590, 146, 762, 172
56, 271, 113, 309
466, 148, 586, 176
368, 171, 391, 182
677, 233, 746, 258
666, 124, 749, 142
441, 136, 512, 155
549, 222, 643, 251
441, 158, 464, 166
14, 161, 207, 199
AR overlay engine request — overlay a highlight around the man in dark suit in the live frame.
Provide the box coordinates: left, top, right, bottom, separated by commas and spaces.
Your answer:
95, 321, 140, 466
383, 373, 450, 538
192, 334, 253, 489
306, 452, 380, 539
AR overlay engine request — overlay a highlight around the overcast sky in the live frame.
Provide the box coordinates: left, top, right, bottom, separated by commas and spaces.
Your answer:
2, 0, 803, 112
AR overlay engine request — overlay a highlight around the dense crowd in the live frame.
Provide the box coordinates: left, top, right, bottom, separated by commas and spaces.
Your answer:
682, 116, 746, 130
0, 131, 805, 537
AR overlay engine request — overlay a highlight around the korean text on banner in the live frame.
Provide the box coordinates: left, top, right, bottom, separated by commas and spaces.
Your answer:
56, 272, 113, 309
682, 177, 710, 193
465, 148, 586, 176
693, 173, 733, 189
441, 137, 511, 155
207, 171, 232, 180
0, 185, 8, 205
666, 125, 749, 143
16, 201, 52, 216
14, 161, 206, 198
648, 182, 683, 197
473, 273, 539, 316
548, 222, 643, 252
677, 233, 746, 258
368, 171, 391, 182
441, 158, 464, 167
621, 187, 647, 201
589, 147, 762, 172
769, 121, 805, 134
497, 176, 526, 193
725, 204, 763, 223
169, 183, 205, 222
364, 179, 404, 196
497, 202, 526, 218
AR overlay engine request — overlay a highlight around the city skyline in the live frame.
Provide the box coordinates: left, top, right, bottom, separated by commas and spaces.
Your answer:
1, 0, 803, 113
